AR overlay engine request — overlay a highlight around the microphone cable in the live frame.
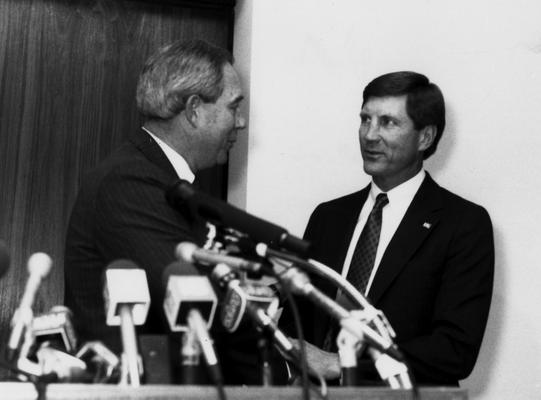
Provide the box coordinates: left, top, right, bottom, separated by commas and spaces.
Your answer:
270, 266, 310, 400
265, 260, 328, 400
213, 370, 227, 400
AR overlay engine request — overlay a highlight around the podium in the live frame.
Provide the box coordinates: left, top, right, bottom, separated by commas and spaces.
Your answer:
1, 383, 467, 399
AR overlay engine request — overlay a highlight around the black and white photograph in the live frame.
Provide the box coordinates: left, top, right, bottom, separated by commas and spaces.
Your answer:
0, 1, 538, 399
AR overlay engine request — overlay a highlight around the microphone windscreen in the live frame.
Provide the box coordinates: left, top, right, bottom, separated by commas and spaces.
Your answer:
103, 259, 150, 326
161, 261, 201, 289
175, 242, 197, 264
27, 252, 52, 278
0, 240, 10, 279
106, 259, 138, 270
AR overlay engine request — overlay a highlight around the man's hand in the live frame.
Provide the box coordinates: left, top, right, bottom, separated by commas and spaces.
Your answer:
282, 338, 341, 381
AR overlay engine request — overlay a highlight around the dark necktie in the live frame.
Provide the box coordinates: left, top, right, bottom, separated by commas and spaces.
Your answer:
322, 192, 388, 352
345, 192, 389, 294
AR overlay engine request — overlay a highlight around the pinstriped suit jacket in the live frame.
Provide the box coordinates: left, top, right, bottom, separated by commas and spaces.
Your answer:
64, 129, 194, 349
301, 173, 494, 385
64, 130, 267, 384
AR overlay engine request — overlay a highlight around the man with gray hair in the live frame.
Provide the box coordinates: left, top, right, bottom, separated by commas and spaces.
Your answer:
64, 39, 251, 382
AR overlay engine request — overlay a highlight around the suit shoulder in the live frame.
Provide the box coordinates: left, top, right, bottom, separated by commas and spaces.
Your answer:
437, 185, 492, 224
93, 143, 148, 173
314, 190, 366, 212
86, 143, 167, 184
438, 185, 487, 211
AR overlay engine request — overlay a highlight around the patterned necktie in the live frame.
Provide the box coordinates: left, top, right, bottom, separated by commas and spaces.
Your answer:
346, 192, 389, 294
322, 193, 389, 352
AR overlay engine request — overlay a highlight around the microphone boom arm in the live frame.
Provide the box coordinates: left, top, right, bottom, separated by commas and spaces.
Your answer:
257, 244, 396, 341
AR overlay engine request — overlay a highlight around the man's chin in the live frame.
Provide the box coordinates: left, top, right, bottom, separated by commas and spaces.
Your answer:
363, 161, 385, 176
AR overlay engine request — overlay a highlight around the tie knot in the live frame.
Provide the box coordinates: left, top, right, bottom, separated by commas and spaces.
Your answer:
374, 193, 389, 211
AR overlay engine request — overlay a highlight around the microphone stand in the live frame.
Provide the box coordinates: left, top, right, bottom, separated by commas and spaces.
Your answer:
0, 358, 56, 400
118, 306, 141, 387
333, 310, 412, 388
180, 328, 201, 384
336, 319, 362, 387
257, 334, 273, 386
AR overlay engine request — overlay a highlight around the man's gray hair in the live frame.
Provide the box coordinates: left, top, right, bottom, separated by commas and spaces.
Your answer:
136, 39, 232, 119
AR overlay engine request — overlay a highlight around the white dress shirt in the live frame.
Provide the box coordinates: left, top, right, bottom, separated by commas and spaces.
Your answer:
142, 127, 195, 183
341, 169, 426, 295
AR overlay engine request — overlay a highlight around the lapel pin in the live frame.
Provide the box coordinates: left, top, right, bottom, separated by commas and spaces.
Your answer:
422, 222, 432, 229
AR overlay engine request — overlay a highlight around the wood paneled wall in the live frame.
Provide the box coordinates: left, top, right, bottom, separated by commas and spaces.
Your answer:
0, 0, 233, 366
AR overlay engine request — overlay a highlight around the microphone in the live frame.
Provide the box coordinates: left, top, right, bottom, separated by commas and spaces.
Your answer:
76, 341, 121, 383
176, 242, 264, 274
103, 260, 150, 387
210, 263, 278, 332
367, 348, 412, 389
162, 262, 221, 385
257, 245, 413, 386
279, 267, 405, 362
166, 180, 311, 255
36, 346, 89, 382
210, 263, 311, 381
32, 306, 77, 354
7, 252, 52, 361
162, 262, 218, 332
30, 340, 121, 384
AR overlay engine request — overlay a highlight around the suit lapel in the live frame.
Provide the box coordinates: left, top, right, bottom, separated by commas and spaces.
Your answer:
312, 188, 369, 301
130, 129, 211, 244
367, 174, 443, 304
334, 187, 370, 271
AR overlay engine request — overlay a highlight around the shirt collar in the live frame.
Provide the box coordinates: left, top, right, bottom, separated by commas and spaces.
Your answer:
369, 169, 426, 206
142, 127, 195, 183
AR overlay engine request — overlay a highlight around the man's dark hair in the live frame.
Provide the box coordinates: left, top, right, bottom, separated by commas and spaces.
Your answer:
136, 39, 233, 120
362, 71, 445, 159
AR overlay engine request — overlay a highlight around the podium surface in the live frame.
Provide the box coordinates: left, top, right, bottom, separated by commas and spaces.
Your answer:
1, 383, 467, 400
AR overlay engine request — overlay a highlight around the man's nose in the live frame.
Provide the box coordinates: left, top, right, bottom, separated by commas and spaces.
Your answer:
236, 113, 246, 130
362, 121, 379, 141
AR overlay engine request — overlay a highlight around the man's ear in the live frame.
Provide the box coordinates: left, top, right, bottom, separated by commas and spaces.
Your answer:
418, 125, 437, 152
184, 94, 202, 128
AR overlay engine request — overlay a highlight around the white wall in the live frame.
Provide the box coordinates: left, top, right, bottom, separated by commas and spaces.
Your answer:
231, 1, 541, 399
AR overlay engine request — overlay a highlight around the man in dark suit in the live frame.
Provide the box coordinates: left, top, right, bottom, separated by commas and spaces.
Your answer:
293, 71, 494, 386
63, 39, 260, 383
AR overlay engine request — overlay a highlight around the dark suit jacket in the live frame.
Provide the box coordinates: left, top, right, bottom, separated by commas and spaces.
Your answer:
301, 173, 494, 386
64, 129, 267, 384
